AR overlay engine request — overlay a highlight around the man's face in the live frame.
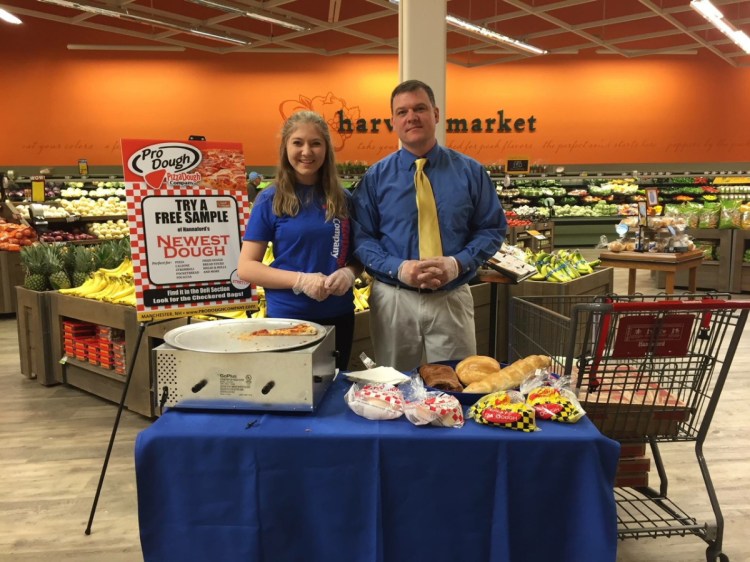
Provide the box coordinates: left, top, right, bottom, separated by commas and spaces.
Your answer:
392, 88, 439, 155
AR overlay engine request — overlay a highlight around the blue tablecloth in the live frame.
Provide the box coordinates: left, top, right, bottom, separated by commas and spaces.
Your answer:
135, 378, 619, 562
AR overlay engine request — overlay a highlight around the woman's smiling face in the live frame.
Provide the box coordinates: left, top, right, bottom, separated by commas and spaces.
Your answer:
286, 122, 326, 185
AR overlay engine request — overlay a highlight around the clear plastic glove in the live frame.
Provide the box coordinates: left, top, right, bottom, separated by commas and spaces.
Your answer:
293, 272, 328, 301
324, 267, 355, 296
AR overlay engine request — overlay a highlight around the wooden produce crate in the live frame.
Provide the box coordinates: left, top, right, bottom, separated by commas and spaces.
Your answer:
0, 251, 26, 313
491, 267, 615, 362
15, 287, 57, 385
507, 222, 554, 254
730, 229, 750, 293
48, 292, 188, 417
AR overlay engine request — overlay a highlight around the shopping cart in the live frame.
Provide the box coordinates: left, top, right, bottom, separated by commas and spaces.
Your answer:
507, 293, 750, 562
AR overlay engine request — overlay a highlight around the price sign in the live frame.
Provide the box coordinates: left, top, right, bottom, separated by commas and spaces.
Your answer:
78, 159, 89, 176
30, 175, 45, 203
505, 158, 530, 175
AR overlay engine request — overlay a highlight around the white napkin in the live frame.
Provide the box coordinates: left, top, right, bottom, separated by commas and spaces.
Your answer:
345, 366, 410, 386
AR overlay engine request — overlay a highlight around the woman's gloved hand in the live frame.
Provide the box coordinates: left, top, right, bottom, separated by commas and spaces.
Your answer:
293, 272, 328, 301
324, 267, 356, 296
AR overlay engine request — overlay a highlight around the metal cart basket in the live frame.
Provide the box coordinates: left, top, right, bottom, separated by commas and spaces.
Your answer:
508, 293, 750, 562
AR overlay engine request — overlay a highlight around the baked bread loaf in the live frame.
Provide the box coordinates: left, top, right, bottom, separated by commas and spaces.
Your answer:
455, 355, 501, 385
419, 364, 464, 393
463, 355, 551, 394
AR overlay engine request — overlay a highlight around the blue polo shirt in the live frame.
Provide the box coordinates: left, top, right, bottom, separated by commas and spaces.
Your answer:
243, 186, 354, 319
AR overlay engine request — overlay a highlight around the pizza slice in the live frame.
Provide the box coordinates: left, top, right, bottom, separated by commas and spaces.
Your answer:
247, 323, 318, 337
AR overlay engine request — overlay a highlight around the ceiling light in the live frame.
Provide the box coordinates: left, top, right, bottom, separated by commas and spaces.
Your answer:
191, 28, 249, 45
388, 0, 546, 56
691, 0, 750, 55
189, 0, 310, 32
0, 8, 22, 24
67, 44, 187, 51
37, 0, 250, 46
446, 16, 547, 55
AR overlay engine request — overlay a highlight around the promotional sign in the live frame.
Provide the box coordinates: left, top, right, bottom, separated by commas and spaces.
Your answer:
121, 139, 256, 321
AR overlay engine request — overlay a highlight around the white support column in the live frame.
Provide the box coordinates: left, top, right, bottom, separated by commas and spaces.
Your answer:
398, 0, 447, 145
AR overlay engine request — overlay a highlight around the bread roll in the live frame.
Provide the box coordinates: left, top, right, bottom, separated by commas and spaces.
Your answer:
419, 364, 463, 393
455, 355, 501, 385
463, 355, 551, 394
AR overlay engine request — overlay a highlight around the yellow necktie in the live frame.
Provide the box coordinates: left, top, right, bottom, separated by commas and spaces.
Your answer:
414, 158, 443, 259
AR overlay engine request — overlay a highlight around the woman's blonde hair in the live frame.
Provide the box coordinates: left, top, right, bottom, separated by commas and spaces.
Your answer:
273, 110, 347, 221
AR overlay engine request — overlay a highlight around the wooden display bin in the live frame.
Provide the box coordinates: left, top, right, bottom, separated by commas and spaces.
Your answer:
484, 266, 615, 362
347, 283, 492, 371
730, 229, 750, 293
0, 251, 26, 313
655, 229, 732, 292
48, 292, 189, 417
15, 287, 57, 385
507, 222, 554, 253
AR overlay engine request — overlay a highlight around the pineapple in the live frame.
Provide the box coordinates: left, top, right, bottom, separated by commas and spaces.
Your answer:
20, 244, 50, 292
71, 245, 95, 287
46, 245, 72, 290
93, 240, 119, 271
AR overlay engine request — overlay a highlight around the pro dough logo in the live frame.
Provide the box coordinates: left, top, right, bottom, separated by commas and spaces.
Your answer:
127, 143, 202, 189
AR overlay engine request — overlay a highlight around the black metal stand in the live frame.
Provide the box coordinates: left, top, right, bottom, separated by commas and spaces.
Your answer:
85, 318, 173, 535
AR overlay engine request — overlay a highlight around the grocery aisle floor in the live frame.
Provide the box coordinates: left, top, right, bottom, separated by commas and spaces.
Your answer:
0, 267, 748, 562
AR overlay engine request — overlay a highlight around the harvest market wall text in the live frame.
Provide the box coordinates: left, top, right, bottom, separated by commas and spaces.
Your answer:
337, 110, 537, 134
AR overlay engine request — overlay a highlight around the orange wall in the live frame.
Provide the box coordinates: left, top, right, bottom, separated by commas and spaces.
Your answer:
3, 19, 749, 168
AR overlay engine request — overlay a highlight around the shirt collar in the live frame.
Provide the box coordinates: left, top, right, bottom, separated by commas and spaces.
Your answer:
399, 143, 443, 170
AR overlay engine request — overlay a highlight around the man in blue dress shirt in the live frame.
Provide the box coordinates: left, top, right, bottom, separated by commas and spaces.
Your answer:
352, 79, 507, 371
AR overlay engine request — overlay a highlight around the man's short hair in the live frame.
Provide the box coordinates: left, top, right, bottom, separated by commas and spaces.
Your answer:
390, 80, 436, 111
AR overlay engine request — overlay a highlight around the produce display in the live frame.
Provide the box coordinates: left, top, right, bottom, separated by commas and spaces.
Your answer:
0, 220, 37, 251
495, 173, 749, 219
59, 196, 127, 217
85, 219, 130, 239
58, 258, 135, 307
37, 228, 97, 243
12, 202, 70, 219
524, 249, 600, 282
20, 238, 130, 293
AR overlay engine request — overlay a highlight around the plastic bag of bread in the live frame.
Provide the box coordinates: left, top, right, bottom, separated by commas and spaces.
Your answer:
467, 390, 537, 432
525, 386, 585, 424
345, 382, 404, 420
463, 355, 551, 394
404, 393, 464, 428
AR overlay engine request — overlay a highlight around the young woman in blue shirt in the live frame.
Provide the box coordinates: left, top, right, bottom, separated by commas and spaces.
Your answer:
238, 111, 360, 370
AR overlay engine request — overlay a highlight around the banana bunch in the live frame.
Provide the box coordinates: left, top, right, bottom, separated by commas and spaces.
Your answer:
251, 299, 267, 319
524, 250, 599, 283
58, 258, 136, 306
353, 281, 371, 312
